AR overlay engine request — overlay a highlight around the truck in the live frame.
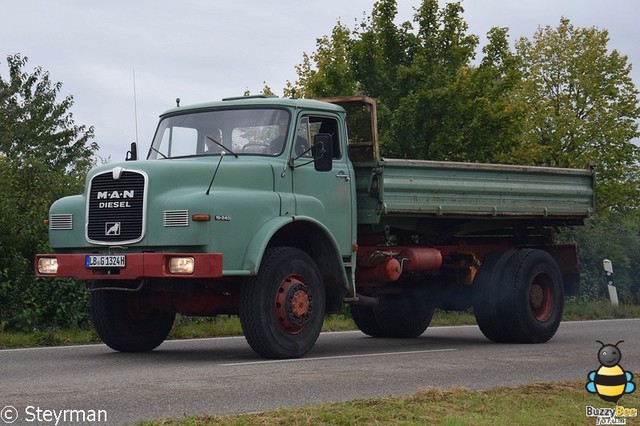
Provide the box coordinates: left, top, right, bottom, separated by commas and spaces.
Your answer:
35, 95, 595, 359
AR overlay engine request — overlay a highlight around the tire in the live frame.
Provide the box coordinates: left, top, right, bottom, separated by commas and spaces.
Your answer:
240, 247, 326, 359
90, 290, 175, 352
501, 249, 564, 343
474, 249, 564, 344
350, 304, 384, 337
473, 250, 517, 343
374, 294, 435, 338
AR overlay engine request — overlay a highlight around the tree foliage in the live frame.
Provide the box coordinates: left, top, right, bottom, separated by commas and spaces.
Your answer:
289, 0, 525, 163
0, 54, 97, 330
510, 18, 640, 212
289, 0, 640, 213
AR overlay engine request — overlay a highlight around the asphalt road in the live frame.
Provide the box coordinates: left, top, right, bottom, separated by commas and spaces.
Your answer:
1, 319, 640, 425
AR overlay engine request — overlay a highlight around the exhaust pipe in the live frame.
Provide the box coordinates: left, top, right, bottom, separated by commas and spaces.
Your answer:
344, 294, 380, 307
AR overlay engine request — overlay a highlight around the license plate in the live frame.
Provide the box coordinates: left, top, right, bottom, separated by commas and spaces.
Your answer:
85, 255, 126, 268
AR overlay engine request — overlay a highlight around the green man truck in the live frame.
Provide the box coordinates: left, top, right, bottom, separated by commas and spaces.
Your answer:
35, 96, 594, 359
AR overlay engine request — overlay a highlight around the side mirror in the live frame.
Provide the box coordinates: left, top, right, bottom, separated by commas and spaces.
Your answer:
312, 133, 333, 172
126, 142, 138, 161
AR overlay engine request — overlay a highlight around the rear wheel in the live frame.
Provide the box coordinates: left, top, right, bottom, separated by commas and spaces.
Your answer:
89, 290, 175, 352
473, 249, 564, 343
350, 304, 384, 337
351, 294, 434, 338
240, 247, 326, 359
473, 250, 516, 343
375, 295, 435, 338
502, 249, 564, 343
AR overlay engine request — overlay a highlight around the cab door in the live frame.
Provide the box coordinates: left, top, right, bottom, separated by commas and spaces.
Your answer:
290, 114, 354, 256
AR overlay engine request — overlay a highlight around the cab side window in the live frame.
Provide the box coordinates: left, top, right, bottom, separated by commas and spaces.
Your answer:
298, 116, 341, 159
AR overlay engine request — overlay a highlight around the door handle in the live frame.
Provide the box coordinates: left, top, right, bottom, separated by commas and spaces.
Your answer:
336, 173, 351, 182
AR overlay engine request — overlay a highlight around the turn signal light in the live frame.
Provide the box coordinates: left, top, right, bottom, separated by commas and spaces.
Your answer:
168, 257, 195, 274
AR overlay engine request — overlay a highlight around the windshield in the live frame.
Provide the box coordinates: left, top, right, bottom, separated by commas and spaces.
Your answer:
148, 108, 290, 159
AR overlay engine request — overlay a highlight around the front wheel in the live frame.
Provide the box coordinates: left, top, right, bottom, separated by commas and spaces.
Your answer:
89, 290, 175, 352
240, 247, 326, 359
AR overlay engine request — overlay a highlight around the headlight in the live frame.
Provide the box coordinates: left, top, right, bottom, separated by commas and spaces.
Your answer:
168, 257, 195, 274
38, 257, 59, 274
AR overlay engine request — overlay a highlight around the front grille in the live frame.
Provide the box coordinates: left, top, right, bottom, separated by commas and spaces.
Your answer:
86, 170, 146, 244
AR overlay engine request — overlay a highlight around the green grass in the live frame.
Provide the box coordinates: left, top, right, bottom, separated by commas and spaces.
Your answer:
563, 299, 640, 320
0, 327, 99, 348
1, 300, 639, 349
138, 380, 631, 425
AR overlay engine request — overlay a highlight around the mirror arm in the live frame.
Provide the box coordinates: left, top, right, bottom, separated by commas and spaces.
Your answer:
290, 158, 315, 169
289, 146, 315, 169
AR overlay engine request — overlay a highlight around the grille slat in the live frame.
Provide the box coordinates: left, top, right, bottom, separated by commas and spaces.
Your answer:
49, 214, 73, 230
87, 170, 146, 244
163, 210, 190, 227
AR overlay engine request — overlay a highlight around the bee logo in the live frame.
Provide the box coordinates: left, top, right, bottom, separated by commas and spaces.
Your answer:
586, 340, 635, 403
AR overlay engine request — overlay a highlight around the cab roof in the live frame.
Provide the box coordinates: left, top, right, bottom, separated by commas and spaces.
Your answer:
160, 95, 346, 117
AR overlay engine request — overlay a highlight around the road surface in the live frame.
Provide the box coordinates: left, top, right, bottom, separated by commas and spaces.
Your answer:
1, 319, 639, 424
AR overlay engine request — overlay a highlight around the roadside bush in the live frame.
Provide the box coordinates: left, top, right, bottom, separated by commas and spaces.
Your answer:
0, 253, 89, 332
0, 54, 96, 332
561, 214, 640, 304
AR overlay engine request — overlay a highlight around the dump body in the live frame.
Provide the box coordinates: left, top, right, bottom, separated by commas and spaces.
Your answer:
355, 158, 594, 225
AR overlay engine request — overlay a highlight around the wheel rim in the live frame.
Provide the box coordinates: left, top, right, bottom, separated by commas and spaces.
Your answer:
529, 274, 554, 322
275, 276, 313, 334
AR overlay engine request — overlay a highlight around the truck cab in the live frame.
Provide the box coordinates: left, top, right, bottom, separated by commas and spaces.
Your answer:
37, 95, 361, 358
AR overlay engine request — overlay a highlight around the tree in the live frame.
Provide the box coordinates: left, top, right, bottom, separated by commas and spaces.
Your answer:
511, 18, 640, 212
0, 54, 98, 330
390, 20, 522, 161
289, 0, 522, 163
290, 21, 358, 99
292, 6, 640, 212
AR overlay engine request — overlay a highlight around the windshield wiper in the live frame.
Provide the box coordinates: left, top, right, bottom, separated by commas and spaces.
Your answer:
206, 136, 238, 158
149, 146, 168, 159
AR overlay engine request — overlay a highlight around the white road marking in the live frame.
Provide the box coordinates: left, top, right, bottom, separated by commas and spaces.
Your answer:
221, 348, 457, 366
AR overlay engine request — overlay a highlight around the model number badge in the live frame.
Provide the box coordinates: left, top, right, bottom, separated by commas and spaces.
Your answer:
214, 215, 231, 221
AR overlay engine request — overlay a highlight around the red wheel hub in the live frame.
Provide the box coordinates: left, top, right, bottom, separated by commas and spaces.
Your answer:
275, 276, 313, 334
529, 274, 554, 322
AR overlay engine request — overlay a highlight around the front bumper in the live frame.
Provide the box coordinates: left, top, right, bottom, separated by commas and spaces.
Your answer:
35, 253, 223, 280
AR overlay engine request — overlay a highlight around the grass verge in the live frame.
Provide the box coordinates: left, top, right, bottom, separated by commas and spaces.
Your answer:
1, 300, 639, 349
138, 380, 630, 425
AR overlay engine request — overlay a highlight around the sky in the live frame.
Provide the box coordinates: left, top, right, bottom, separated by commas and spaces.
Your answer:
1, 0, 638, 161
